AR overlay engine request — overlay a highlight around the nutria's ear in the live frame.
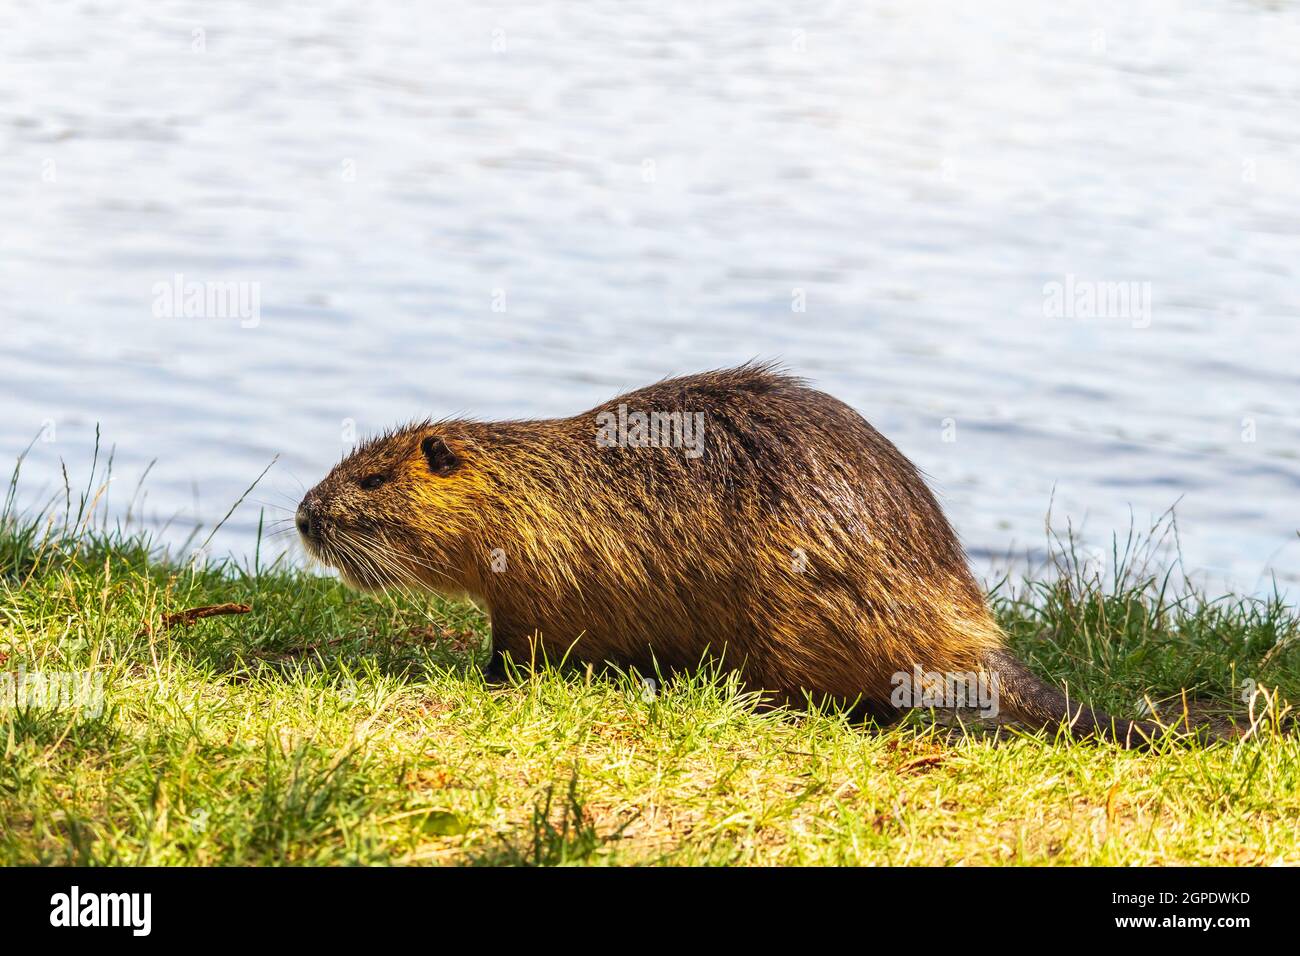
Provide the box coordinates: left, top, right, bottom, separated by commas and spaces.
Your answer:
421, 436, 460, 476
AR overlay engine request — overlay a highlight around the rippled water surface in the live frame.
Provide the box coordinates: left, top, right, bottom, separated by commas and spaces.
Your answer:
3, 1, 1299, 591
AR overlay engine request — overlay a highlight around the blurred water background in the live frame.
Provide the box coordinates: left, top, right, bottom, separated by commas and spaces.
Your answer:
2, 0, 1298, 593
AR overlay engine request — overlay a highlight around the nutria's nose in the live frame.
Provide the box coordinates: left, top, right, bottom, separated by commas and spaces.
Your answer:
295, 501, 316, 540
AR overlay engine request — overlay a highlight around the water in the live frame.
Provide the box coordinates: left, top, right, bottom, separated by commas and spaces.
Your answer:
3, 0, 1298, 592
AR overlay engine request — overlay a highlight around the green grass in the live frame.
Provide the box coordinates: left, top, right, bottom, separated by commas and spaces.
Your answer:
2, 449, 1299, 865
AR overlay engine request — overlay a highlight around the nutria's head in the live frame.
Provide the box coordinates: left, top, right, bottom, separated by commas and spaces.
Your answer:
296, 424, 478, 593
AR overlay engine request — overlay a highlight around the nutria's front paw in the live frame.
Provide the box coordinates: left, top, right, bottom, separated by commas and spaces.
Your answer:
482, 649, 511, 683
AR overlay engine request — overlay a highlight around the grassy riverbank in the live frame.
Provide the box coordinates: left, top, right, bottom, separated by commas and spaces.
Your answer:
2, 458, 1298, 865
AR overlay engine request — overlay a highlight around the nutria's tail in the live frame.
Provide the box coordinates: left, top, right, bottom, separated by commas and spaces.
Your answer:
984, 649, 1170, 749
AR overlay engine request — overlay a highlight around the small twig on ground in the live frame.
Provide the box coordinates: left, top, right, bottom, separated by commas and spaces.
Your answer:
141, 603, 252, 637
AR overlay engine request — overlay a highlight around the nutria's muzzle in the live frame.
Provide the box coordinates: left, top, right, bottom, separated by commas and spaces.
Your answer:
295, 493, 324, 544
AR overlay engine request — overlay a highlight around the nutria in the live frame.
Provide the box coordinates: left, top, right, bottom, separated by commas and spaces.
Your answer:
296, 363, 1165, 747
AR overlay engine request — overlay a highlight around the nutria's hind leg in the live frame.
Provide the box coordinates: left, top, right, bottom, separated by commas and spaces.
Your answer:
760, 683, 904, 728
848, 697, 906, 729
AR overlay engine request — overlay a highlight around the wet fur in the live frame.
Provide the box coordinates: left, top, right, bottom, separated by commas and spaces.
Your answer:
299, 363, 1164, 746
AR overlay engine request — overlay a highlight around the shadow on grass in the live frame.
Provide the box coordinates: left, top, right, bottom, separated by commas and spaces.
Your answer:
465, 770, 637, 866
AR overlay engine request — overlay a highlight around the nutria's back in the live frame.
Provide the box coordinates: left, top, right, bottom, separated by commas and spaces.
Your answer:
298, 363, 1164, 745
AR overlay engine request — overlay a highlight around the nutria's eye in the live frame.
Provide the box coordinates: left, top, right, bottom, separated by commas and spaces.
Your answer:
358, 473, 389, 491
421, 436, 459, 476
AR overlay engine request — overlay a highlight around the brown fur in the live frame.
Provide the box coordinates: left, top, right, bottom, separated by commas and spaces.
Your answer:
297, 363, 1163, 746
